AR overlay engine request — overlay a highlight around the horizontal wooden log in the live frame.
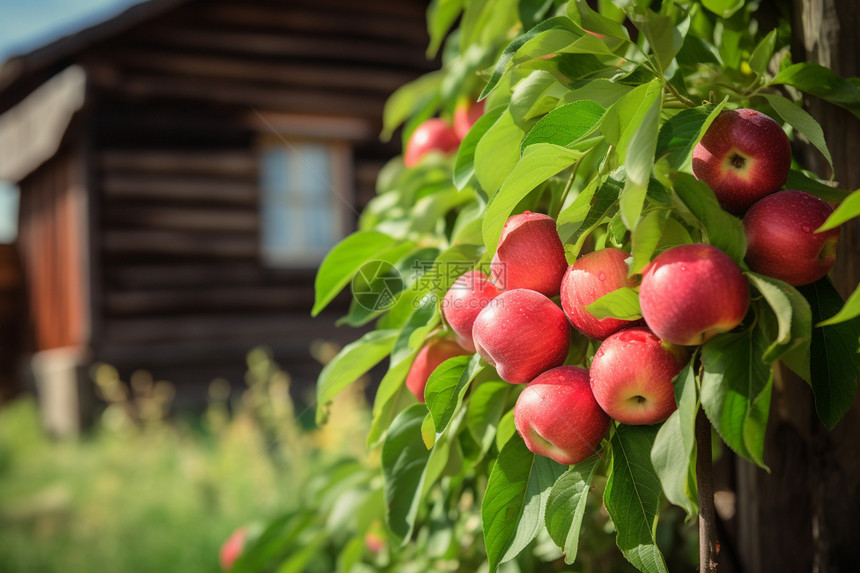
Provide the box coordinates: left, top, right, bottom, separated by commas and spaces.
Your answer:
138, 27, 436, 70
103, 229, 258, 258
104, 73, 387, 118
100, 149, 258, 178
104, 284, 314, 315
101, 174, 258, 205
104, 263, 317, 288
101, 312, 344, 344
197, 4, 428, 45
111, 50, 422, 94
102, 204, 258, 233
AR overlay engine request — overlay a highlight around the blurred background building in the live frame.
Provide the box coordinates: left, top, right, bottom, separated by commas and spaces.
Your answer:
0, 0, 436, 432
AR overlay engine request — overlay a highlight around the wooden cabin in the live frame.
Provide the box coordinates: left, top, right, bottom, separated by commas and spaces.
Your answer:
0, 0, 437, 431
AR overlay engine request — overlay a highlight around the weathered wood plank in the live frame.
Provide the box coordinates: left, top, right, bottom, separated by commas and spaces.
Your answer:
102, 174, 258, 205
103, 73, 388, 117
102, 313, 342, 344
111, 50, 421, 94
197, 4, 428, 45
138, 27, 436, 69
103, 229, 258, 258
104, 285, 314, 315
100, 149, 258, 177
102, 205, 258, 233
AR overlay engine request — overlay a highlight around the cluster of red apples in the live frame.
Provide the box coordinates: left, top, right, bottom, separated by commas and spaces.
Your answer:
404, 107, 841, 466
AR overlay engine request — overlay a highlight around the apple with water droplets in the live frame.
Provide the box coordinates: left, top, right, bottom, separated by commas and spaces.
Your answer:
589, 327, 688, 425
639, 244, 749, 346
472, 288, 570, 384
560, 247, 638, 340
491, 211, 568, 297
743, 189, 840, 286
692, 108, 791, 214
442, 270, 501, 352
514, 365, 610, 465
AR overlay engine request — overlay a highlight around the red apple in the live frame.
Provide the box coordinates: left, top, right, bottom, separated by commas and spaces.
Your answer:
442, 270, 501, 352
514, 365, 610, 465
692, 108, 791, 214
491, 211, 568, 297
405, 338, 471, 402
472, 289, 570, 384
743, 190, 840, 286
560, 247, 638, 340
220, 527, 248, 571
453, 99, 485, 140
589, 327, 688, 425
403, 118, 460, 168
639, 244, 749, 346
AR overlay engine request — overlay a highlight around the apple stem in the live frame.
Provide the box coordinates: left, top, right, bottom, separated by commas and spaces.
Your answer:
696, 408, 718, 572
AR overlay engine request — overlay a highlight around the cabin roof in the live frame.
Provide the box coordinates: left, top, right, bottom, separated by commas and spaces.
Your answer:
0, 0, 191, 111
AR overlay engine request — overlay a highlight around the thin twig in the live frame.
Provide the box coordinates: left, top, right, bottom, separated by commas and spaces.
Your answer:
697, 408, 718, 573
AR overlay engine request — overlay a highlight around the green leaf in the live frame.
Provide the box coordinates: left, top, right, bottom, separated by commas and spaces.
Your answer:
748, 29, 777, 76
482, 434, 567, 571
381, 72, 444, 141
761, 93, 834, 173
509, 71, 565, 131
784, 169, 852, 203
481, 17, 579, 100
604, 424, 669, 573
545, 455, 599, 565
557, 174, 622, 253
482, 143, 584, 252
425, 354, 485, 438
427, 0, 463, 57
585, 287, 641, 320
414, 243, 486, 300
630, 208, 669, 274
817, 284, 860, 326
603, 80, 663, 167
671, 172, 746, 263
818, 188, 860, 231
700, 330, 773, 468
496, 409, 517, 450
559, 79, 634, 108
772, 63, 860, 119
797, 279, 860, 429
629, 9, 688, 72
313, 232, 406, 316
745, 272, 812, 363
620, 91, 663, 228
651, 362, 698, 519
655, 99, 727, 170
571, 0, 631, 42
367, 354, 418, 447
521, 100, 606, 149
316, 330, 399, 424
382, 405, 434, 541
702, 0, 744, 18
466, 379, 516, 459
474, 109, 526, 197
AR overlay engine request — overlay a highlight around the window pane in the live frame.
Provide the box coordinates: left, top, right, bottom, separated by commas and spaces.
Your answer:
259, 141, 344, 266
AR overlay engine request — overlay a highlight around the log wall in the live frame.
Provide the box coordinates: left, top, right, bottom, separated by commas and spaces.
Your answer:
68, 0, 436, 396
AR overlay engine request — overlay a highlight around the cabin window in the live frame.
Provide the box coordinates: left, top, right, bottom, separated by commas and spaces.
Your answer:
259, 140, 350, 267
0, 183, 19, 243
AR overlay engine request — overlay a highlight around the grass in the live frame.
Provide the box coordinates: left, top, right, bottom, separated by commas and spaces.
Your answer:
0, 348, 352, 573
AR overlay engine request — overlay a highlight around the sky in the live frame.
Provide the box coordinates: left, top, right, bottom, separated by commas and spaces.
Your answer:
0, 0, 142, 241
